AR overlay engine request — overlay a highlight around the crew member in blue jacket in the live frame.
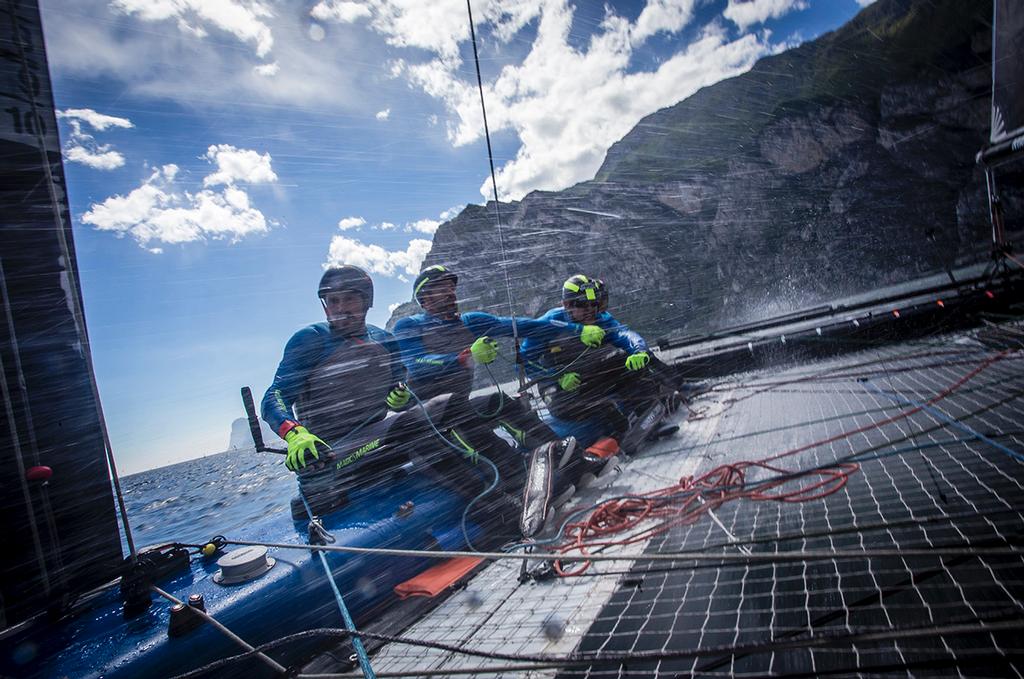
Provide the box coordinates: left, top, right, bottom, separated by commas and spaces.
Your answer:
393, 264, 605, 453
261, 265, 412, 471
521, 274, 664, 429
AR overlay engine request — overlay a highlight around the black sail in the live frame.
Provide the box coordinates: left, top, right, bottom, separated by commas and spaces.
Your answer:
992, 0, 1024, 145
0, 0, 123, 627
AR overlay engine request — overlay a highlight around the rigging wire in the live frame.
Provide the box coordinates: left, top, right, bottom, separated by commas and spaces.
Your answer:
297, 492, 377, 679
465, 0, 526, 390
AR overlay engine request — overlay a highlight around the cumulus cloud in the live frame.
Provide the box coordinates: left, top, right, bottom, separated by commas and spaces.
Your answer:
64, 142, 127, 170
398, 3, 773, 200
632, 0, 699, 44
81, 147, 278, 248
57, 108, 134, 131
438, 205, 462, 221
407, 218, 440, 235
202, 144, 278, 187
57, 110, 133, 171
337, 216, 367, 230
254, 61, 279, 76
311, 1, 372, 24
723, 0, 808, 31
325, 236, 432, 278
110, 0, 275, 59
49, 1, 785, 202
375, 108, 390, 120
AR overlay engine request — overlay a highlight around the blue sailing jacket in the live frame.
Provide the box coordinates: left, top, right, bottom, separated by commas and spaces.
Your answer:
520, 308, 648, 381
261, 322, 404, 440
393, 311, 584, 402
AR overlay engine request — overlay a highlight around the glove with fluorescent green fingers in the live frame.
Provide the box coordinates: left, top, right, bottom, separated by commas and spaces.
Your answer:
625, 351, 650, 371
284, 426, 330, 472
558, 372, 582, 391
470, 336, 499, 364
579, 324, 605, 348
386, 385, 411, 410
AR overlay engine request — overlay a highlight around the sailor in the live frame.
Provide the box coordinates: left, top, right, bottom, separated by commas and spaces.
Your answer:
521, 274, 670, 443
260, 265, 409, 472
392, 264, 604, 457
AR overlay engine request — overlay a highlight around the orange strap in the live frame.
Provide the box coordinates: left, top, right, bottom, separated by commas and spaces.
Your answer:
586, 436, 620, 460
394, 556, 484, 599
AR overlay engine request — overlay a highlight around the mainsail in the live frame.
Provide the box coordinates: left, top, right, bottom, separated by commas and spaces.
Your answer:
991, 0, 1024, 146
0, 0, 123, 628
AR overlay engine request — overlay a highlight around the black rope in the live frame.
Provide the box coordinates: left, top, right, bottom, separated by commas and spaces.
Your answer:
165, 613, 1024, 679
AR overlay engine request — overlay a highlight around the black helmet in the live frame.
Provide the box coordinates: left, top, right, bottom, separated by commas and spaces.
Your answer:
594, 278, 609, 313
318, 265, 373, 308
413, 264, 457, 303
561, 274, 601, 305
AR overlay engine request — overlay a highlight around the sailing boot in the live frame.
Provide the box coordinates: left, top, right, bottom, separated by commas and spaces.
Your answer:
519, 436, 579, 539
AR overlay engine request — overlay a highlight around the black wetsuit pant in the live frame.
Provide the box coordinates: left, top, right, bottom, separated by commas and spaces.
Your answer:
437, 391, 562, 494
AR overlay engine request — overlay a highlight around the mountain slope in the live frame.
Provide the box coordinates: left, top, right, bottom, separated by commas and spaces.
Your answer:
393, 0, 1015, 345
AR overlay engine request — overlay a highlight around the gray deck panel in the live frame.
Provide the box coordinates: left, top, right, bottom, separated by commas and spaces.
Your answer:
358, 335, 1024, 678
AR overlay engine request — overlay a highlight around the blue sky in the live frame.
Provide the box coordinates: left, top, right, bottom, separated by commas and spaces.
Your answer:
41, 0, 871, 474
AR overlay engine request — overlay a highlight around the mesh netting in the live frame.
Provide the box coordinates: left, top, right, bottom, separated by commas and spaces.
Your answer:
324, 332, 1024, 678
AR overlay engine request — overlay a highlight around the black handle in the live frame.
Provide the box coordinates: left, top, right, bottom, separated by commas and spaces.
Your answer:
241, 386, 283, 454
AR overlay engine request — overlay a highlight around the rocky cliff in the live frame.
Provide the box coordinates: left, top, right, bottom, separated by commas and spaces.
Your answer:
390, 0, 1021, 344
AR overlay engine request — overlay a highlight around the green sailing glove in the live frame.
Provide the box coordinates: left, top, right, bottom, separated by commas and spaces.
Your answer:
470, 336, 499, 364
625, 351, 650, 371
284, 426, 330, 472
386, 385, 411, 410
579, 324, 605, 348
558, 372, 582, 391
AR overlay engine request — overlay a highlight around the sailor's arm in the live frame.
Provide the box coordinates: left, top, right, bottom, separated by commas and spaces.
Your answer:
462, 311, 605, 348
261, 327, 320, 438
393, 317, 467, 384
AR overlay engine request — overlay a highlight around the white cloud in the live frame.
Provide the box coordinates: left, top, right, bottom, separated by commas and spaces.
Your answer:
406, 218, 440, 235
311, 0, 544, 63
254, 61, 279, 76
632, 0, 698, 44
202, 144, 278, 186
82, 145, 278, 248
64, 144, 127, 170
111, 0, 275, 58
47, 1, 784, 202
387, 302, 401, 313
854, 0, 876, 5
375, 108, 390, 120
400, 4, 773, 200
311, 0, 467, 61
377, 221, 397, 230
325, 236, 432, 278
56, 108, 134, 131
337, 216, 367, 230
723, 0, 808, 31
438, 205, 462, 221
57, 113, 131, 171
311, 1, 372, 24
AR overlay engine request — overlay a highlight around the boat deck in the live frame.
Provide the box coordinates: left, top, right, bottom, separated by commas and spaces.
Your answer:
310, 328, 1024, 678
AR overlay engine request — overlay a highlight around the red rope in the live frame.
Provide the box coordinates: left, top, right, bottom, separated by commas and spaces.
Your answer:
553, 350, 1009, 577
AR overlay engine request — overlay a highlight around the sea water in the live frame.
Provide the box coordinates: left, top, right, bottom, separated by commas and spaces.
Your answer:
120, 449, 295, 550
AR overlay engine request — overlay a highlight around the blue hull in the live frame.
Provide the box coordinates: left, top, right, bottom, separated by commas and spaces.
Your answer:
1, 473, 481, 678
